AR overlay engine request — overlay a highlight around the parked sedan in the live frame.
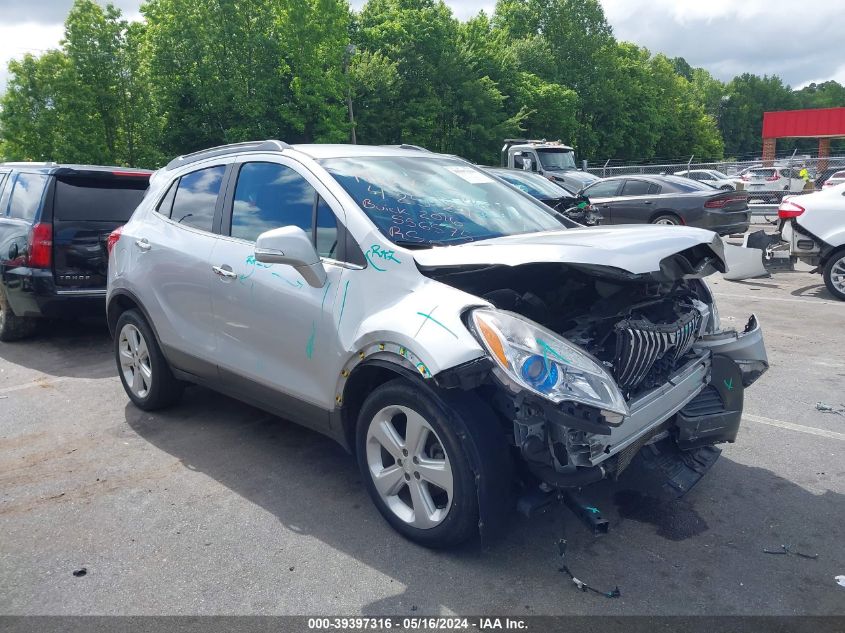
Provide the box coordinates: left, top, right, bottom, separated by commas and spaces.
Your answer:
581, 175, 750, 235
821, 169, 845, 189
673, 169, 736, 190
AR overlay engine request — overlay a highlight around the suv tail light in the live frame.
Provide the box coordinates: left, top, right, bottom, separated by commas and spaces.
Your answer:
778, 200, 805, 219
27, 223, 53, 268
741, 174, 750, 181
767, 172, 778, 181
106, 226, 123, 256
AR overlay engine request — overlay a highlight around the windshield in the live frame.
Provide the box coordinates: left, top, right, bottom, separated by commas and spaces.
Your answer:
490, 169, 574, 199
322, 156, 564, 246
537, 148, 576, 171
662, 175, 716, 192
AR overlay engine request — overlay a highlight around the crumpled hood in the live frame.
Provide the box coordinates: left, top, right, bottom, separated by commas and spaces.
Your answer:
413, 225, 726, 276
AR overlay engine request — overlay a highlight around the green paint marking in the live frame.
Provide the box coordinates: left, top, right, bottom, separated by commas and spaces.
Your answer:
365, 245, 401, 271
320, 281, 333, 310
305, 320, 317, 359
416, 311, 459, 339
271, 272, 303, 288
337, 280, 350, 325
724, 377, 734, 391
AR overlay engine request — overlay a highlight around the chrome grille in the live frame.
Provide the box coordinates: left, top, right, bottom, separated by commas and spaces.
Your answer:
613, 309, 702, 392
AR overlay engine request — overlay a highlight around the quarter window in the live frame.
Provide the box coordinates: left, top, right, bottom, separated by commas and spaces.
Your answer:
170, 165, 226, 232
315, 196, 338, 258
156, 181, 178, 218
7, 173, 49, 221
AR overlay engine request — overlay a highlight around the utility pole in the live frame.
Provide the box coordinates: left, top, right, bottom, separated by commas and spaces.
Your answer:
344, 44, 357, 144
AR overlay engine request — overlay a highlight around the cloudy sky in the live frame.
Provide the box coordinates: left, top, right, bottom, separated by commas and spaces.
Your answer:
1, 0, 843, 92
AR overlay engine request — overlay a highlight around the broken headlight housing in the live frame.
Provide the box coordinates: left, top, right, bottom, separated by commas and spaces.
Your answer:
469, 309, 629, 417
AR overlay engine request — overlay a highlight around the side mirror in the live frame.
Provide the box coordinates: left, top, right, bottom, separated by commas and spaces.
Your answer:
254, 225, 327, 288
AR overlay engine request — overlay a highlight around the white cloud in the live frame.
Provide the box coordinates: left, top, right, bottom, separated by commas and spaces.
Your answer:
600, 0, 845, 87
0, 22, 65, 90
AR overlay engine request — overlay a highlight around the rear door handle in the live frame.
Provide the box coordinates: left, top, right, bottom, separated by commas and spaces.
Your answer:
642, 201, 654, 205
135, 238, 151, 252
212, 265, 238, 279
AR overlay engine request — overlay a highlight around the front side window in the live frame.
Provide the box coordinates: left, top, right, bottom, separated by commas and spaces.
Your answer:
322, 156, 562, 246
231, 162, 315, 242
7, 173, 49, 221
171, 165, 226, 232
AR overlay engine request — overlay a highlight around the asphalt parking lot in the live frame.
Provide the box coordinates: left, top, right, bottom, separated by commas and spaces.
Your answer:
1, 246, 844, 616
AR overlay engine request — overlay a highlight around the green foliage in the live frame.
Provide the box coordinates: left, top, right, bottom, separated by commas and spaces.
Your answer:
1, 0, 843, 168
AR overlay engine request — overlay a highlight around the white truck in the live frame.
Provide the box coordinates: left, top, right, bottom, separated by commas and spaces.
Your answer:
502, 139, 600, 192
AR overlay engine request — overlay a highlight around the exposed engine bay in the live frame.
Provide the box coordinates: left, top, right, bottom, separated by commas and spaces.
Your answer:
427, 262, 714, 398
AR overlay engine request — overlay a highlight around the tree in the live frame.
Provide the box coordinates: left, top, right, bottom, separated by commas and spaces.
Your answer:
719, 74, 797, 158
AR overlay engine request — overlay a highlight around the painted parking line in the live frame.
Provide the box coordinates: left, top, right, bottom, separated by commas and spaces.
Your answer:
743, 413, 845, 441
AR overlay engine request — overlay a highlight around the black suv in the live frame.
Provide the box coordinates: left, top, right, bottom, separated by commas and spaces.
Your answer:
0, 163, 151, 341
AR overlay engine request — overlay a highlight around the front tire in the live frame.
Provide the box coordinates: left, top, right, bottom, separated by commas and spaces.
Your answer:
823, 250, 845, 301
356, 378, 479, 548
115, 309, 183, 410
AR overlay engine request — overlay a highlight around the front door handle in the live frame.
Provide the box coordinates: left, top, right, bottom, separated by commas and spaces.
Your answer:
135, 238, 151, 252
212, 264, 238, 279
643, 201, 654, 205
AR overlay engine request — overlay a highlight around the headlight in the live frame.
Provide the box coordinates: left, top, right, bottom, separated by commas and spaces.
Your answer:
469, 309, 628, 417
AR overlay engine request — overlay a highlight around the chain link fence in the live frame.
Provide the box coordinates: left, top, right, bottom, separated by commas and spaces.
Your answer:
585, 154, 845, 204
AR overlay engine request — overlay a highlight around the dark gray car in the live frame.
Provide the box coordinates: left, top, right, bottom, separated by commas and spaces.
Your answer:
582, 175, 750, 235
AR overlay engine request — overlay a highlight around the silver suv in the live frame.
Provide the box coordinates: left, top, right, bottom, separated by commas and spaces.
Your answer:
107, 141, 769, 547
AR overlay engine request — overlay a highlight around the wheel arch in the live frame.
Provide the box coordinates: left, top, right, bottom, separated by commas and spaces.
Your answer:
107, 289, 167, 355
649, 210, 683, 224
343, 358, 515, 542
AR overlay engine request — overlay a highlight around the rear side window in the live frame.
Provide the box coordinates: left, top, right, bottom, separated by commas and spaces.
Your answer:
7, 173, 49, 221
171, 165, 226, 232
230, 162, 316, 242
53, 176, 148, 222
621, 180, 653, 196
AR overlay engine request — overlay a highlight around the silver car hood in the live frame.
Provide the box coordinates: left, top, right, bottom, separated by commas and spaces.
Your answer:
413, 225, 726, 277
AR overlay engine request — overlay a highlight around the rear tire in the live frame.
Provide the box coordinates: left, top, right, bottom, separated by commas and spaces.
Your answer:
0, 285, 37, 342
651, 213, 681, 226
823, 250, 845, 301
115, 309, 183, 410
356, 378, 479, 548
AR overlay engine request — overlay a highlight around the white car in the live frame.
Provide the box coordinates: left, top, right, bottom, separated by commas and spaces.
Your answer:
107, 141, 769, 547
822, 170, 845, 189
780, 183, 845, 299
673, 169, 736, 190
742, 166, 805, 201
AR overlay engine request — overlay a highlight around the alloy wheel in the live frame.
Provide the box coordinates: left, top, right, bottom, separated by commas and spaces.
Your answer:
118, 323, 152, 399
365, 405, 454, 529
831, 256, 845, 295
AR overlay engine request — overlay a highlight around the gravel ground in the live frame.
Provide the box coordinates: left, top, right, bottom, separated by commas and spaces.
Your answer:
1, 236, 843, 616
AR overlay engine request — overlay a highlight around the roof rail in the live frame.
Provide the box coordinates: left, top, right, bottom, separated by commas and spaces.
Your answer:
164, 139, 292, 171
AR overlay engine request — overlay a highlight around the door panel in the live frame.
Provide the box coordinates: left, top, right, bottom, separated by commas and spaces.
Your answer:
209, 158, 348, 414
129, 164, 227, 376
209, 236, 343, 414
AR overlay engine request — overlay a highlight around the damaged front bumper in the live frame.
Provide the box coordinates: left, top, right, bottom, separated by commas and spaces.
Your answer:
507, 314, 768, 488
